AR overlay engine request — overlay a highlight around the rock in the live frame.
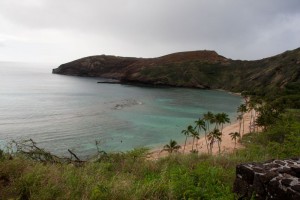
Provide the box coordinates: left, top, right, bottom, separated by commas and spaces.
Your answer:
233, 158, 300, 199
291, 185, 300, 193
291, 166, 300, 177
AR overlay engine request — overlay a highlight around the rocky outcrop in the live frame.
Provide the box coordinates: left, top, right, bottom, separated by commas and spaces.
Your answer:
233, 158, 300, 200
52, 55, 141, 78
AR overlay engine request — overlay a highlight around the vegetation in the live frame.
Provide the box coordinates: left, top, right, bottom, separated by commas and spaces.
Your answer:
207, 128, 222, 154
194, 118, 206, 152
229, 132, 240, 149
162, 140, 181, 154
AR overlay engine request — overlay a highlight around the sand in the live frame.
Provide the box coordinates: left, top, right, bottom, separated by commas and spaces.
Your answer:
147, 111, 252, 160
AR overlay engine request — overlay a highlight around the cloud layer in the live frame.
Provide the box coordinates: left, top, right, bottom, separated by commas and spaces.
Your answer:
0, 0, 300, 63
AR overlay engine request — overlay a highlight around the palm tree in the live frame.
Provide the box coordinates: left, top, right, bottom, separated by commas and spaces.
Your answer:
203, 111, 215, 152
207, 128, 222, 154
253, 99, 262, 132
203, 111, 214, 132
163, 140, 181, 154
249, 97, 262, 132
194, 118, 207, 153
214, 113, 222, 129
229, 132, 240, 149
181, 125, 192, 153
248, 99, 257, 133
237, 114, 243, 136
237, 104, 247, 136
219, 112, 230, 133
188, 125, 198, 152
207, 132, 214, 154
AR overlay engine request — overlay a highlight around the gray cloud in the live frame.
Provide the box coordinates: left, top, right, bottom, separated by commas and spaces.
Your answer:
0, 0, 300, 62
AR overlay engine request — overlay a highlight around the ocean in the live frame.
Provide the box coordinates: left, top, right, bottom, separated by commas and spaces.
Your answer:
0, 62, 242, 158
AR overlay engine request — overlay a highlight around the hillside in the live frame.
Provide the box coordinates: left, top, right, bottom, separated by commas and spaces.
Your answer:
52, 48, 300, 92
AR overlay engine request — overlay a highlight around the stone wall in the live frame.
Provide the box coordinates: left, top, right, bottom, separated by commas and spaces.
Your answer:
233, 158, 300, 199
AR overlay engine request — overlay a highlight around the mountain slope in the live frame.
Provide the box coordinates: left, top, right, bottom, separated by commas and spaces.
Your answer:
52, 48, 300, 92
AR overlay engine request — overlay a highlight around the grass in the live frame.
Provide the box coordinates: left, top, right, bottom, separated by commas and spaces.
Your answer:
1, 110, 299, 199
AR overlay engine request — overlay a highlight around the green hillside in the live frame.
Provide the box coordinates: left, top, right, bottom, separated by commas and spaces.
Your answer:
53, 48, 300, 93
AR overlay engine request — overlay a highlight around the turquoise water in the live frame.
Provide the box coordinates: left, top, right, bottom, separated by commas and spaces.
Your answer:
0, 62, 242, 157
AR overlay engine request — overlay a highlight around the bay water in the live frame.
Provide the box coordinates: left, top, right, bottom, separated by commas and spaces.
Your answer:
0, 62, 242, 157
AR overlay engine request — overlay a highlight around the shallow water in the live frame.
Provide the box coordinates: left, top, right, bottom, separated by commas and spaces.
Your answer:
0, 62, 242, 157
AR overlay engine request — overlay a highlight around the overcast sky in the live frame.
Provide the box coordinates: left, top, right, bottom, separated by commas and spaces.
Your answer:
0, 0, 300, 64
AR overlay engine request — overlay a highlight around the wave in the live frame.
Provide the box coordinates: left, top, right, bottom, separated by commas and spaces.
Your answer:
112, 99, 143, 110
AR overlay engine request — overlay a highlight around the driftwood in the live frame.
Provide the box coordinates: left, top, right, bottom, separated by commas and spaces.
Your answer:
6, 138, 110, 165
12, 139, 61, 163
67, 149, 84, 163
11, 139, 85, 164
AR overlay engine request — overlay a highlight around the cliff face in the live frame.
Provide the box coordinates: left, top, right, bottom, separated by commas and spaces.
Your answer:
52, 48, 300, 92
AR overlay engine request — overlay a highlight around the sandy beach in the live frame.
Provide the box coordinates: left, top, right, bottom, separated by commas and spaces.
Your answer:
148, 111, 252, 160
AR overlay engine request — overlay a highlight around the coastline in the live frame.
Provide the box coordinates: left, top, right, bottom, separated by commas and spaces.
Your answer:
147, 111, 251, 160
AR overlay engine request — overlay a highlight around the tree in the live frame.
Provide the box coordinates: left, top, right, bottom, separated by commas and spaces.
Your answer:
248, 100, 254, 132
237, 104, 247, 136
203, 111, 214, 132
212, 113, 230, 152
253, 100, 262, 132
203, 112, 216, 152
207, 128, 222, 154
250, 97, 262, 132
237, 114, 243, 135
188, 125, 198, 152
256, 104, 281, 131
181, 125, 192, 153
163, 140, 181, 154
194, 118, 208, 153
229, 132, 240, 149
219, 112, 230, 133
214, 113, 222, 129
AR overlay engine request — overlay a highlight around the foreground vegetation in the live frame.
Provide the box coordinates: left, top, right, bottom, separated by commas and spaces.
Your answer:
1, 108, 299, 199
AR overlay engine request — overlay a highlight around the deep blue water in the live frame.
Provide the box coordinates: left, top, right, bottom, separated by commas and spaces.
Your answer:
0, 62, 242, 157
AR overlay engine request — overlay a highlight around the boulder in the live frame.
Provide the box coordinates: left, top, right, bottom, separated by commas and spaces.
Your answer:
233, 158, 300, 199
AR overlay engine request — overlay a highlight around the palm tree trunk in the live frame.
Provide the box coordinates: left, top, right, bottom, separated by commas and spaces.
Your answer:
197, 127, 200, 152
183, 136, 188, 153
204, 131, 209, 154
210, 138, 214, 154
205, 122, 210, 153
249, 109, 253, 133
242, 115, 245, 136
192, 137, 195, 151
253, 110, 257, 132
239, 120, 242, 135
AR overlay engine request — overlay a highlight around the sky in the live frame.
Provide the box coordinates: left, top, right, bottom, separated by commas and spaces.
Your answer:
0, 0, 300, 64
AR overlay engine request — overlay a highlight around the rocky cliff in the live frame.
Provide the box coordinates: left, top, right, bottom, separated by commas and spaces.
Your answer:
53, 48, 300, 92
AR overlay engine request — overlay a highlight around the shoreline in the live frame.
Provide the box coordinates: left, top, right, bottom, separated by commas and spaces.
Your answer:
147, 111, 251, 160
